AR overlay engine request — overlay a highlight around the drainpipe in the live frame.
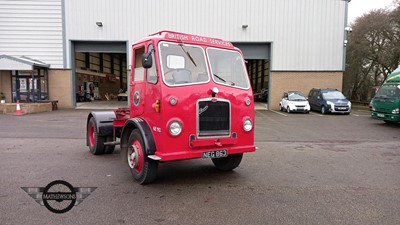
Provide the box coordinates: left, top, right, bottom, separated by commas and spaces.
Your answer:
342, 0, 350, 72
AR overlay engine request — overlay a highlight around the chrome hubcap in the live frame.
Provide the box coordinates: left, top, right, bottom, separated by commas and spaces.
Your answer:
128, 145, 139, 169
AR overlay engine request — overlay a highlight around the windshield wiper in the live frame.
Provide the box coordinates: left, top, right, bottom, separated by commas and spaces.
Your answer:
213, 73, 235, 86
178, 43, 197, 67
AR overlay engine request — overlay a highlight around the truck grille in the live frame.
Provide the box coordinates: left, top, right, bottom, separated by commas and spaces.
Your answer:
334, 103, 348, 107
197, 99, 230, 137
376, 107, 392, 113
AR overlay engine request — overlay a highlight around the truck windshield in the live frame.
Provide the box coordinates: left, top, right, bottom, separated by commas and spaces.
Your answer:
375, 84, 400, 98
207, 48, 250, 89
159, 42, 209, 86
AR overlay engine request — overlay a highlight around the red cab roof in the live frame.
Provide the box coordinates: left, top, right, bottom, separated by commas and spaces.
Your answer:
140, 30, 236, 50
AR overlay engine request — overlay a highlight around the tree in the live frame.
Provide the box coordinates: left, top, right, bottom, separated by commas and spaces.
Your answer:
344, 3, 400, 102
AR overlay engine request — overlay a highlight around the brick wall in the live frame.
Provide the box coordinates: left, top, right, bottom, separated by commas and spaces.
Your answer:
48, 69, 73, 108
269, 71, 343, 110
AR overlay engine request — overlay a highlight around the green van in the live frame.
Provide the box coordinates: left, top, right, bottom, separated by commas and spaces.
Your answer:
371, 67, 400, 124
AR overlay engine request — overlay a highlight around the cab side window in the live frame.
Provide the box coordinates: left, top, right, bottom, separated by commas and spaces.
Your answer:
134, 47, 145, 82
146, 44, 158, 84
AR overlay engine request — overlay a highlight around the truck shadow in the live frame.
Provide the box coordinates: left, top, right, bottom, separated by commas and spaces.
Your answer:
153, 159, 245, 185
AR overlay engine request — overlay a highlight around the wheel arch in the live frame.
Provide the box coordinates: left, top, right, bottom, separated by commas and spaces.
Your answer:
120, 118, 156, 162
86, 111, 116, 146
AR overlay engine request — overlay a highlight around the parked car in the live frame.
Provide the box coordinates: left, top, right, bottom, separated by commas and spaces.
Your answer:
279, 91, 310, 113
308, 88, 351, 114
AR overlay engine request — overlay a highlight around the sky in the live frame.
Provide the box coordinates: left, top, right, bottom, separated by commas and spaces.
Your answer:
348, 0, 395, 23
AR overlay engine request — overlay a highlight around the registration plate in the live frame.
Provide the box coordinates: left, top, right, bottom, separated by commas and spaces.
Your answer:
338, 107, 347, 110
377, 113, 384, 118
202, 150, 227, 158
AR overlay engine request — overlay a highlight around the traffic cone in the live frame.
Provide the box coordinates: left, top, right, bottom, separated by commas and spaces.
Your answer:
15, 100, 23, 115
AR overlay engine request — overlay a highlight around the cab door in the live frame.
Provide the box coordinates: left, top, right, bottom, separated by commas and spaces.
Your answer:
130, 45, 146, 117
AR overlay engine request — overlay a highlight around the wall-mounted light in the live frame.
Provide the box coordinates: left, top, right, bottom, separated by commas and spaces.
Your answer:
96, 22, 103, 27
242, 25, 248, 29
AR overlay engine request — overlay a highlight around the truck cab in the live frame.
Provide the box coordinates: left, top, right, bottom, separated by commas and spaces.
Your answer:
371, 67, 400, 124
86, 31, 256, 184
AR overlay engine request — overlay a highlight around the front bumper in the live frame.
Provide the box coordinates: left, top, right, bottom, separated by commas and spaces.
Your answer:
289, 106, 310, 112
371, 111, 400, 122
329, 106, 351, 114
154, 145, 256, 161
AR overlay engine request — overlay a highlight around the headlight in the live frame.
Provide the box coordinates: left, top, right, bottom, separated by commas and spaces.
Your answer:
243, 119, 253, 132
169, 121, 182, 136
347, 101, 352, 107
245, 97, 251, 106
392, 108, 400, 114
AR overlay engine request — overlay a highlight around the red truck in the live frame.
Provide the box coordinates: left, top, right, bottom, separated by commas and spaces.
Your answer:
86, 31, 256, 184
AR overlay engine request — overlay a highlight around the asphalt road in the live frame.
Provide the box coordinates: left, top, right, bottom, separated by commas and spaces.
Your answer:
0, 108, 399, 225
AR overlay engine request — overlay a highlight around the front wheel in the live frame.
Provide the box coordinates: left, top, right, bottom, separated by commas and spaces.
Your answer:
212, 154, 243, 171
321, 106, 326, 114
127, 130, 158, 184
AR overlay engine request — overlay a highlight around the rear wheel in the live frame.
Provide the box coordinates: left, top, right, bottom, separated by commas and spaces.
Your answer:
88, 117, 105, 155
212, 153, 243, 171
279, 104, 283, 111
127, 130, 158, 184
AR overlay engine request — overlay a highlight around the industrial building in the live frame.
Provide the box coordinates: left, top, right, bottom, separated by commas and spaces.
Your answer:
0, 0, 350, 109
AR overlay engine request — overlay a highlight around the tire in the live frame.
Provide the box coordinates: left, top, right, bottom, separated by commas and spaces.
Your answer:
321, 106, 326, 114
212, 153, 243, 171
127, 130, 158, 184
279, 104, 283, 111
87, 117, 105, 155
104, 136, 115, 154
287, 106, 291, 113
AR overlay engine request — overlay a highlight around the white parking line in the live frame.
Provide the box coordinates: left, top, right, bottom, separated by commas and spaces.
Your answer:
270, 110, 287, 116
356, 109, 371, 113
351, 113, 370, 117
309, 112, 323, 116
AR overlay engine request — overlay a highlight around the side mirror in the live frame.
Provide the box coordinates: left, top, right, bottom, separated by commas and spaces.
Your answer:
142, 53, 152, 69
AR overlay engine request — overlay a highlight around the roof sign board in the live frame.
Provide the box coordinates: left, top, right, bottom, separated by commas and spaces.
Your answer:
151, 31, 233, 49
